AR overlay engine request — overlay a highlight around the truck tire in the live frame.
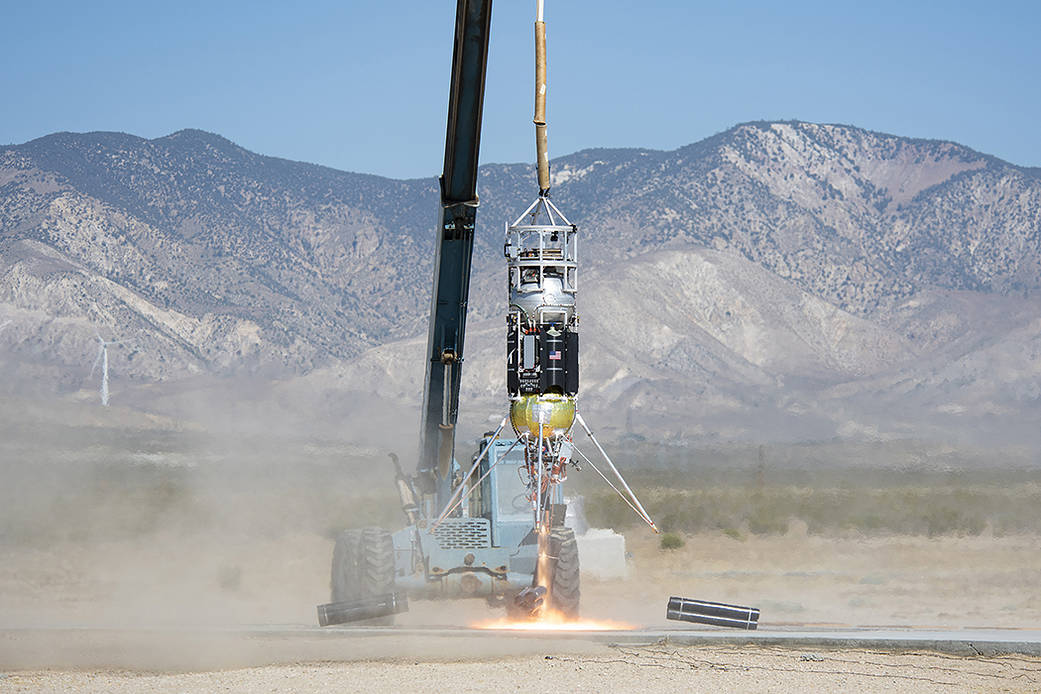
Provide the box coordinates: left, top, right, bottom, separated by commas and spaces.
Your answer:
545, 527, 580, 618
331, 527, 396, 624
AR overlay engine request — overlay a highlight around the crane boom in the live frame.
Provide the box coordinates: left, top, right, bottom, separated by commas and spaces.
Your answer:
416, 0, 493, 496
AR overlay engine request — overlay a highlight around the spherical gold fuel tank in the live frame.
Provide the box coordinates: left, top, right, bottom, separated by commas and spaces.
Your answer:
510, 393, 576, 437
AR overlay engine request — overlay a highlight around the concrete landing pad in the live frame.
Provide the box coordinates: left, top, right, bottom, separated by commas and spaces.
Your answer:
2, 624, 1039, 671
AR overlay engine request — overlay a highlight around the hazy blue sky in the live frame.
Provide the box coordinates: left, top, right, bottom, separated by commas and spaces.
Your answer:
3, 1, 1039, 178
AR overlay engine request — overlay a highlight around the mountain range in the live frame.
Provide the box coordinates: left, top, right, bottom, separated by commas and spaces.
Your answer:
1, 121, 1038, 449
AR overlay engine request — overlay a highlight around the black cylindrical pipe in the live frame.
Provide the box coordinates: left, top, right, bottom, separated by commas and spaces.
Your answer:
666, 596, 760, 630
317, 592, 409, 627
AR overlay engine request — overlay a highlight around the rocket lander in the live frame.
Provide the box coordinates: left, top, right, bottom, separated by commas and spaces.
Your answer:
435, 0, 656, 540
498, 135, 658, 539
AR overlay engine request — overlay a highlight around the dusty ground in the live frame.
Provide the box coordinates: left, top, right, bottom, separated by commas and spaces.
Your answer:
3, 528, 1039, 630
2, 643, 1039, 693
616, 528, 1041, 629
2, 529, 1040, 691
3, 448, 1040, 692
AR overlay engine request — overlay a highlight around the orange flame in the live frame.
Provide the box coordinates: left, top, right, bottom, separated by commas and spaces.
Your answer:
472, 608, 633, 631
474, 526, 634, 631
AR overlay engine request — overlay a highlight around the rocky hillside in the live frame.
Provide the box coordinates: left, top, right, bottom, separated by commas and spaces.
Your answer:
1, 122, 1038, 445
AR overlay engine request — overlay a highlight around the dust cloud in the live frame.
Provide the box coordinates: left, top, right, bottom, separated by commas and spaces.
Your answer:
0, 375, 413, 633
2, 373, 1040, 671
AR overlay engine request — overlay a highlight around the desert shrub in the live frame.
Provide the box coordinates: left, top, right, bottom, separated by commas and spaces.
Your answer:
578, 478, 1040, 537
659, 532, 684, 550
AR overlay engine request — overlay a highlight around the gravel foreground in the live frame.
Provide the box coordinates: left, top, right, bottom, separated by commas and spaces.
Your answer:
3, 644, 1039, 694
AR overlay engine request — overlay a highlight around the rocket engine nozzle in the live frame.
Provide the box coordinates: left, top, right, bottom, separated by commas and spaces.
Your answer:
513, 585, 547, 617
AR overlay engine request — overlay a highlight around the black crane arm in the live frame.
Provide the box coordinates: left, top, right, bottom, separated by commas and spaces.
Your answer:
416, 0, 492, 496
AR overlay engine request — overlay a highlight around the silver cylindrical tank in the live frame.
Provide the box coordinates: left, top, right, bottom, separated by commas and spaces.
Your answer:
504, 196, 579, 402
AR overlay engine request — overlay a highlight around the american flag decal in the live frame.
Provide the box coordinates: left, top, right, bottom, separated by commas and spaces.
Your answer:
549, 350, 562, 360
